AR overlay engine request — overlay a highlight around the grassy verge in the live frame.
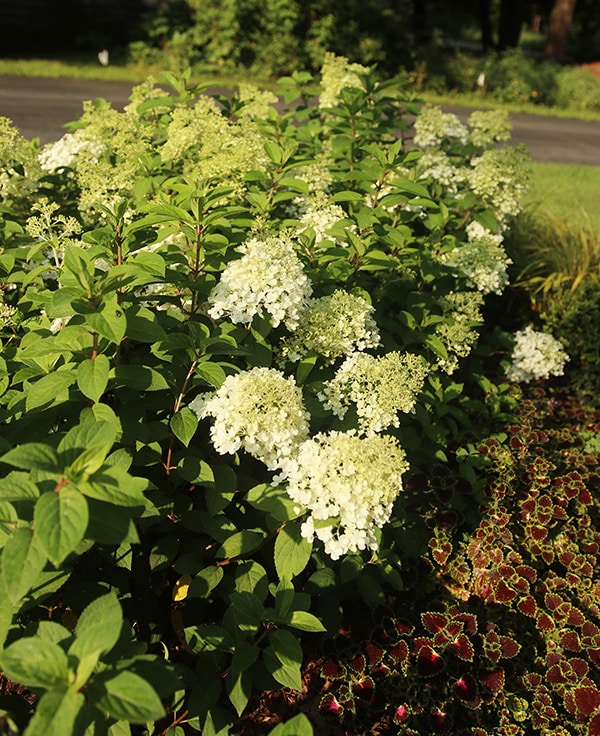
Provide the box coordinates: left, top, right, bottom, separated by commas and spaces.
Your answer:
526, 163, 600, 229
0, 58, 271, 90
420, 90, 600, 122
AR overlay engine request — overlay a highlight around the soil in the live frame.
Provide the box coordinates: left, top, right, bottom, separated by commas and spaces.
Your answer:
582, 62, 600, 78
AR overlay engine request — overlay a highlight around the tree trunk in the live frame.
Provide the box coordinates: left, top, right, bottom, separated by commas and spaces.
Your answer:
412, 0, 430, 46
544, 0, 577, 61
498, 0, 526, 50
479, 0, 495, 51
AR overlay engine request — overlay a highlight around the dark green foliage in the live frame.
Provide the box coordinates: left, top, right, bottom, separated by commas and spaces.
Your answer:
541, 280, 600, 398
129, 0, 419, 76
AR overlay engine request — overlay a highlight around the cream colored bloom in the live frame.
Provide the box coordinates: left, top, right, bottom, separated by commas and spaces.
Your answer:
441, 221, 512, 295
506, 326, 569, 383
279, 290, 380, 363
319, 53, 368, 109
414, 106, 468, 149
208, 234, 312, 329
278, 431, 409, 560
190, 367, 310, 470
319, 351, 429, 435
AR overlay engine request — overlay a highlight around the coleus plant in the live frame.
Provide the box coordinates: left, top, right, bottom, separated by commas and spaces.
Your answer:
319, 385, 600, 735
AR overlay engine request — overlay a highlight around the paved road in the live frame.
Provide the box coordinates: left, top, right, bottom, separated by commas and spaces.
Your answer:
1, 75, 600, 166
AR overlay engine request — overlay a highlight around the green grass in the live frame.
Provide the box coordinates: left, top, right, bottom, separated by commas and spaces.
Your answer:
420, 90, 600, 122
0, 57, 272, 90
526, 163, 600, 229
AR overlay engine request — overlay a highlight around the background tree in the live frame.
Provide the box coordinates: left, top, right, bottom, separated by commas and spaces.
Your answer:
544, 0, 577, 61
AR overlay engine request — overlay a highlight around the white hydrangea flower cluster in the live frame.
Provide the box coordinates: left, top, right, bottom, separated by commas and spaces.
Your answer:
291, 160, 334, 195
441, 221, 512, 295
318, 52, 368, 109
467, 148, 529, 223
319, 351, 429, 436
208, 234, 312, 329
467, 110, 512, 148
190, 367, 310, 470
506, 326, 569, 383
413, 106, 469, 149
279, 289, 380, 363
0, 117, 42, 202
160, 97, 268, 184
236, 83, 279, 119
417, 151, 465, 193
277, 431, 409, 560
288, 194, 350, 246
434, 292, 484, 374
38, 130, 105, 173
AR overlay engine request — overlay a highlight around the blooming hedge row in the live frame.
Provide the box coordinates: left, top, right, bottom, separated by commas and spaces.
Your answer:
0, 56, 569, 735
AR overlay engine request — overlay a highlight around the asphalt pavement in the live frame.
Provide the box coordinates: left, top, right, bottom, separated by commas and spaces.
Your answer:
1, 74, 600, 166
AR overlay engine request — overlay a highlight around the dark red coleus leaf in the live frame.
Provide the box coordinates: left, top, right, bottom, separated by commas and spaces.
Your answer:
587, 648, 600, 667
569, 607, 586, 627
352, 675, 375, 697
430, 540, 452, 567
545, 593, 564, 611
479, 667, 505, 694
582, 622, 600, 638
416, 644, 444, 677
575, 686, 600, 716
564, 691, 577, 714
571, 658, 590, 678
560, 551, 576, 567
393, 705, 410, 725
579, 488, 593, 505
394, 620, 414, 636
348, 654, 366, 674
560, 630, 582, 652
547, 664, 568, 685
421, 612, 447, 633
494, 579, 517, 604
522, 672, 542, 688
322, 658, 345, 679
451, 634, 475, 662
364, 641, 384, 666
454, 611, 477, 635
517, 595, 537, 617
389, 640, 409, 663
430, 707, 450, 729
530, 525, 548, 541
320, 693, 344, 716
500, 636, 521, 658
517, 564, 537, 583
537, 612, 555, 632
512, 575, 530, 594
446, 621, 463, 639
588, 712, 600, 736
498, 564, 515, 578
454, 673, 478, 702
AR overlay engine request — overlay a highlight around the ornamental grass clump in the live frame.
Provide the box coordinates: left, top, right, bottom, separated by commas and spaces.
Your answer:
0, 56, 573, 736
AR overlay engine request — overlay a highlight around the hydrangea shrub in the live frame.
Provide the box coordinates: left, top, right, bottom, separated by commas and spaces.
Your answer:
0, 58, 566, 735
